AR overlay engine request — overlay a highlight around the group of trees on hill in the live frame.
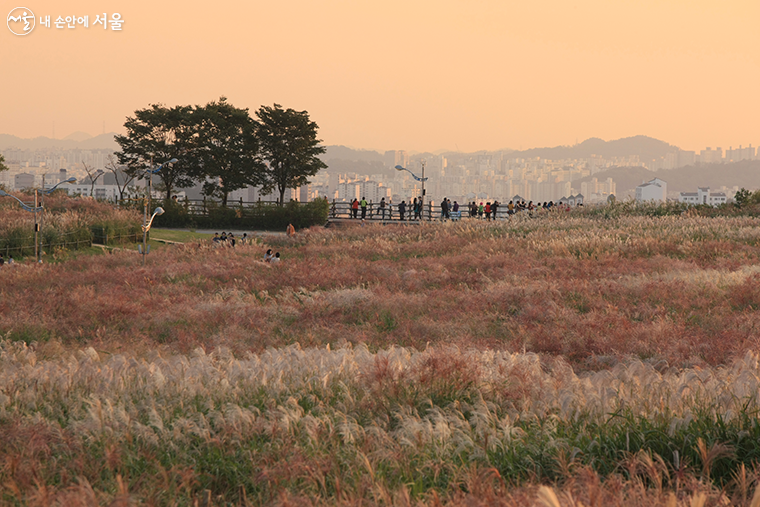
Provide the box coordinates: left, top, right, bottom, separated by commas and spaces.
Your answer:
115, 98, 326, 206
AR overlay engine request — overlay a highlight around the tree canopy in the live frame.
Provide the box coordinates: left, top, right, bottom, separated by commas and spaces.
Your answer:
256, 104, 327, 205
115, 104, 198, 200
116, 100, 325, 206
194, 98, 263, 207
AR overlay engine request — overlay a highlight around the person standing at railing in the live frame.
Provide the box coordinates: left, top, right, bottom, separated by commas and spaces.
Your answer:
492, 200, 499, 220
351, 198, 359, 219
398, 200, 406, 221
360, 197, 368, 219
379, 197, 387, 220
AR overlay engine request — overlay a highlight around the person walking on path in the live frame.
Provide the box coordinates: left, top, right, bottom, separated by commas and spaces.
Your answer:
360, 197, 368, 219
492, 200, 499, 220
485, 202, 491, 221
286, 223, 296, 237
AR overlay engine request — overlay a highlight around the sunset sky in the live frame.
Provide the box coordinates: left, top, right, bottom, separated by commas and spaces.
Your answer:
2, 0, 759, 152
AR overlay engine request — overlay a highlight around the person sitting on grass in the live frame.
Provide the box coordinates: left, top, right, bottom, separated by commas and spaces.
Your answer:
270, 252, 281, 264
264, 249, 273, 262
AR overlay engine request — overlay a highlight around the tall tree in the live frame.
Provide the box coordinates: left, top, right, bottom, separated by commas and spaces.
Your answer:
105, 154, 136, 202
81, 162, 105, 197
194, 98, 263, 207
255, 104, 327, 205
0, 154, 8, 173
115, 104, 197, 200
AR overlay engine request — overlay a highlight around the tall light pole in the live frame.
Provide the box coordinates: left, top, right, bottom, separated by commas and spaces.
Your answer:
141, 158, 177, 266
0, 190, 42, 260
395, 161, 428, 220
38, 175, 76, 262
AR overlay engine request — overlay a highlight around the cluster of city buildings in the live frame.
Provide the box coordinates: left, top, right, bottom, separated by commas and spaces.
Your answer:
310, 150, 617, 207
646, 145, 758, 170
0, 143, 755, 208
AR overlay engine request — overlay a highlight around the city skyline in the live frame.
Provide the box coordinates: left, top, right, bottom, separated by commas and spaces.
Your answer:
2, 0, 759, 154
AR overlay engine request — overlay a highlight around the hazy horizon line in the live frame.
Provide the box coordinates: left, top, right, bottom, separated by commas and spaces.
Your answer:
3, 130, 759, 156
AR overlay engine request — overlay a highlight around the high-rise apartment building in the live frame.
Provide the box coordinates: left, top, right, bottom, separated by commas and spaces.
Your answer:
699, 147, 723, 164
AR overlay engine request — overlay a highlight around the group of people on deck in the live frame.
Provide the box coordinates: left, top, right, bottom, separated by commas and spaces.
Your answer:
345, 197, 578, 222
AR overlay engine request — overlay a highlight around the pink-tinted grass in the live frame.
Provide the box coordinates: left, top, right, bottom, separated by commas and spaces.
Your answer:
2, 215, 760, 368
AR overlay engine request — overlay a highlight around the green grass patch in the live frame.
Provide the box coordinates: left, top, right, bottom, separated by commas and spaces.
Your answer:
150, 229, 213, 243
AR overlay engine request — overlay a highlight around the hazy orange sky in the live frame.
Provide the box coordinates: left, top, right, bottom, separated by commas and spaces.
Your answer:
2, 0, 759, 152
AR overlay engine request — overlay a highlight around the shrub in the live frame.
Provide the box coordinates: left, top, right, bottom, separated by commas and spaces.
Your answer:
152, 196, 330, 230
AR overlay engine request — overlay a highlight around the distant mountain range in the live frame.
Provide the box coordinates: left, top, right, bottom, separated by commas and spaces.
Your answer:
319, 135, 680, 163
505, 136, 680, 162
0, 133, 680, 162
0, 133, 120, 151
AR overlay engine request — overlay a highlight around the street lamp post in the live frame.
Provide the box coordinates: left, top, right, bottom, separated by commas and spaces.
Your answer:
395, 161, 428, 220
38, 175, 76, 262
141, 158, 177, 266
0, 190, 42, 259
141, 207, 165, 265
